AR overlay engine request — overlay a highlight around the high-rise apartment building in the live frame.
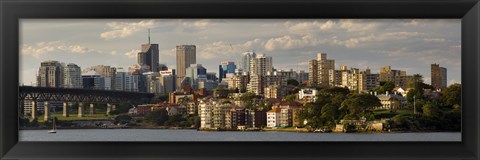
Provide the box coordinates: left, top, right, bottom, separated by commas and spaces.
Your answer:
176, 45, 196, 89
308, 59, 318, 86
241, 51, 256, 74
431, 63, 447, 89
358, 68, 380, 93
247, 72, 286, 96
37, 60, 64, 88
308, 53, 334, 87
227, 74, 250, 91
250, 54, 273, 76
63, 63, 82, 88
317, 53, 335, 87
379, 66, 412, 88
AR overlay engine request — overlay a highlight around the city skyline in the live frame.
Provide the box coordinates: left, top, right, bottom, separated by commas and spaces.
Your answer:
20, 19, 461, 86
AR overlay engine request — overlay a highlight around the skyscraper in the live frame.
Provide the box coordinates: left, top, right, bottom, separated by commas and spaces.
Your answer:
431, 63, 447, 89
37, 60, 64, 88
63, 63, 82, 88
185, 64, 207, 89
176, 45, 196, 89
82, 70, 111, 90
317, 53, 335, 87
308, 59, 318, 86
218, 61, 236, 82
250, 54, 273, 76
308, 53, 334, 87
241, 51, 256, 74
137, 29, 160, 72
82, 65, 116, 90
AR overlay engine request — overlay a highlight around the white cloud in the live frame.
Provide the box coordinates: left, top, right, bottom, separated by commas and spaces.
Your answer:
448, 79, 461, 86
196, 38, 265, 60
21, 41, 94, 58
198, 41, 235, 60
338, 20, 377, 32
423, 38, 446, 43
110, 50, 118, 55
192, 19, 210, 27
124, 49, 140, 58
100, 20, 155, 40
263, 35, 326, 51
333, 32, 420, 48
287, 20, 335, 34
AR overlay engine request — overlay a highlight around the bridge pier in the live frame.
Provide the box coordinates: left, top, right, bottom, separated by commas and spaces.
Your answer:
31, 100, 37, 119
63, 102, 69, 117
78, 103, 83, 117
90, 104, 95, 115
106, 103, 111, 115
19, 99, 24, 116
44, 101, 50, 120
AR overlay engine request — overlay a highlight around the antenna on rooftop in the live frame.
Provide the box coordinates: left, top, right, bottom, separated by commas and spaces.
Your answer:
148, 28, 151, 44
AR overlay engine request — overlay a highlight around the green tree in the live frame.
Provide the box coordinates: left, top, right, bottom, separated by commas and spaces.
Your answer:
110, 101, 133, 115
406, 88, 423, 106
240, 88, 247, 93
264, 103, 273, 111
382, 81, 395, 93
287, 79, 300, 86
408, 74, 424, 89
441, 83, 461, 106
320, 103, 337, 128
285, 94, 297, 102
340, 94, 381, 119
323, 87, 351, 96
146, 109, 169, 125
422, 101, 440, 118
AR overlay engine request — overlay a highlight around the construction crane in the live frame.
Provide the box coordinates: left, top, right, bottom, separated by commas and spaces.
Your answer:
230, 44, 241, 66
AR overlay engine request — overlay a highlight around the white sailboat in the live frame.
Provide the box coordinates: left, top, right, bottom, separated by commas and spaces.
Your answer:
48, 118, 57, 133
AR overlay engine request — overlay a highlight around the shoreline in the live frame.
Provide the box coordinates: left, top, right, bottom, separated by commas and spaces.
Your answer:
19, 127, 460, 133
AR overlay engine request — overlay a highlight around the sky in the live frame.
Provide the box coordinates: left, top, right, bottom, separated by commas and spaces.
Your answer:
20, 19, 461, 86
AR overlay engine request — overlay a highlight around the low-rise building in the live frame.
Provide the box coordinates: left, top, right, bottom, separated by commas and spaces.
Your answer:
298, 88, 318, 103
169, 92, 196, 104
376, 91, 408, 110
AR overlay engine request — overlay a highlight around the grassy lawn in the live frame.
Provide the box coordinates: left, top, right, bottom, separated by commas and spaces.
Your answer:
34, 113, 113, 122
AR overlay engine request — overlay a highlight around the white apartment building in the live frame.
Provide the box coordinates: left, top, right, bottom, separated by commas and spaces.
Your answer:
267, 108, 281, 128
199, 101, 214, 129
298, 88, 318, 103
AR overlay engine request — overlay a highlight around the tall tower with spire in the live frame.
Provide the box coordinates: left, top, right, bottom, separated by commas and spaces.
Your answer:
137, 29, 159, 72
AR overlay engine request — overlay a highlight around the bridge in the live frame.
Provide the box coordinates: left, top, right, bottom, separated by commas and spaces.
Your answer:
19, 86, 155, 120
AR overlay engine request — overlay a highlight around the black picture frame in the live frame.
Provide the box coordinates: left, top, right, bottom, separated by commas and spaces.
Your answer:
1, 0, 479, 159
